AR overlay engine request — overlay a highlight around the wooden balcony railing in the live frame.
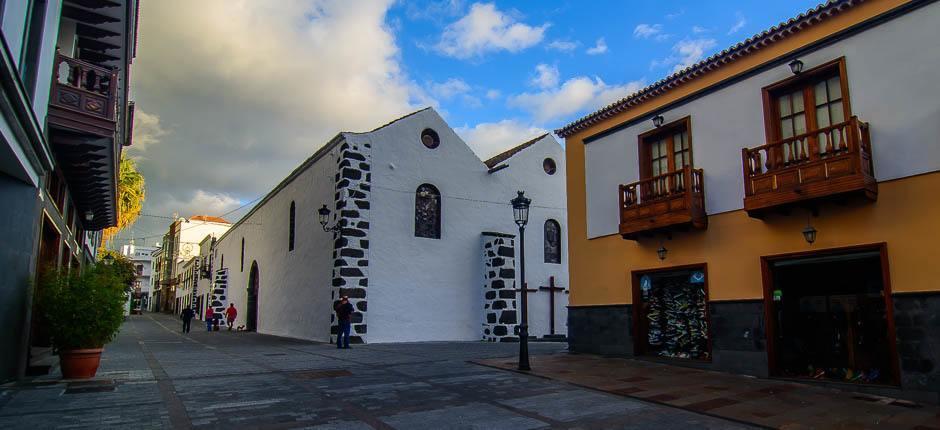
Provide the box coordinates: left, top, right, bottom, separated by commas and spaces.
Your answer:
742, 116, 876, 216
618, 166, 707, 239
48, 53, 118, 136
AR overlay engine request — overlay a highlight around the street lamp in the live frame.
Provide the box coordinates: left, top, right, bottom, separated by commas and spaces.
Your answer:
652, 115, 665, 128
318, 204, 342, 234
102, 254, 114, 266
511, 190, 531, 371
802, 218, 817, 244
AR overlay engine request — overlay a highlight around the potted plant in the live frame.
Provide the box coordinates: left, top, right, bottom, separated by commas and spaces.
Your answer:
35, 256, 131, 379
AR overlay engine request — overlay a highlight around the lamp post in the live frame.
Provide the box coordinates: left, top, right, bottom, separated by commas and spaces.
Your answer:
511, 190, 531, 371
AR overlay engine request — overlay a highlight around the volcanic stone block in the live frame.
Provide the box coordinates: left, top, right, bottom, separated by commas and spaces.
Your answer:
493, 300, 507, 310
497, 246, 514, 257
332, 278, 346, 287
355, 200, 370, 210
494, 326, 508, 336
344, 151, 366, 162
499, 290, 516, 299
499, 311, 517, 324
360, 240, 369, 249
342, 168, 361, 180
340, 267, 363, 277
356, 301, 367, 312
499, 269, 515, 279
354, 324, 367, 334
339, 288, 366, 303
340, 248, 364, 258
333, 259, 347, 267
342, 228, 366, 237
485, 291, 496, 300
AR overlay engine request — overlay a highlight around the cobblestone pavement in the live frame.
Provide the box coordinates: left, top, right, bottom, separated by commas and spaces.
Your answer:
476, 354, 940, 429
0, 313, 752, 429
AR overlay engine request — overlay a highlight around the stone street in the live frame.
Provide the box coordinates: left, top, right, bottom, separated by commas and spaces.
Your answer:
0, 313, 749, 429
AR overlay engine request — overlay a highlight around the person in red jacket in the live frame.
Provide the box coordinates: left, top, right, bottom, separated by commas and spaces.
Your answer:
225, 303, 238, 331
205, 306, 215, 332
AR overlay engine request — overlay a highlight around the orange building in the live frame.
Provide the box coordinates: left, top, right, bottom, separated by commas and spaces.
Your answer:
556, 0, 940, 402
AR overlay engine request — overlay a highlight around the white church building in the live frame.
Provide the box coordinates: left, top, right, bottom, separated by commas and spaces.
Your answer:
211, 108, 568, 344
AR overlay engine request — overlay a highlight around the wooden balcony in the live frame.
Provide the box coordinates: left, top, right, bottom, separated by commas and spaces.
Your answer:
47, 53, 118, 137
618, 166, 707, 240
46, 53, 120, 229
742, 116, 876, 217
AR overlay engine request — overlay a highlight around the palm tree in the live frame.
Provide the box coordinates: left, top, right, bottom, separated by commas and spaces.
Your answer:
102, 156, 146, 245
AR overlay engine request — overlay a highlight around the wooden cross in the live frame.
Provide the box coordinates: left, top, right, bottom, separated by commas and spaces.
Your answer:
538, 276, 568, 335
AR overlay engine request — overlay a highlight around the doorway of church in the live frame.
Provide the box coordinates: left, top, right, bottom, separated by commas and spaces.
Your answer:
632, 265, 711, 360
763, 244, 899, 386
247, 261, 260, 331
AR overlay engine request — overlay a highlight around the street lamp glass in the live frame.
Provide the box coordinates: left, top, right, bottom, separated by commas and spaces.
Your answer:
511, 191, 531, 227
802, 225, 817, 244
317, 204, 331, 226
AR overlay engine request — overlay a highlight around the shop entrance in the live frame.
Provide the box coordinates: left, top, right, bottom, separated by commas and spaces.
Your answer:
633, 265, 710, 360
763, 244, 898, 385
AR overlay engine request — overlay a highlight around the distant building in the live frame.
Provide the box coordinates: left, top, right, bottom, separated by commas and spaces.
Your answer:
120, 244, 158, 311
154, 216, 231, 314
0, 0, 139, 381
213, 107, 569, 344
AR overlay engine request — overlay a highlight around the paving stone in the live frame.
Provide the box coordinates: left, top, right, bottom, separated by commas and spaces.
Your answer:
500, 390, 650, 422
379, 402, 548, 430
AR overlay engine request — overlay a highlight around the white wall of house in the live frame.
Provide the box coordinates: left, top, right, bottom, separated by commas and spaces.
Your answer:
213, 144, 339, 342
584, 3, 940, 238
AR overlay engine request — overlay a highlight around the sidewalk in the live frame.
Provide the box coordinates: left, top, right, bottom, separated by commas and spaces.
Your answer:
475, 353, 940, 429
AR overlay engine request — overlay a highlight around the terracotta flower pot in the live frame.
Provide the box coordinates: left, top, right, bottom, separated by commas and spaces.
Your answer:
59, 348, 103, 379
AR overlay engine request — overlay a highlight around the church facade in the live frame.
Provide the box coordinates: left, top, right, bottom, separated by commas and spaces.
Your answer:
211, 108, 568, 344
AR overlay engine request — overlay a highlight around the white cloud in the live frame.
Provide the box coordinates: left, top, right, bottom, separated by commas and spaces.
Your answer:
508, 76, 645, 123
530, 64, 559, 89
113, 0, 429, 246
728, 12, 746, 35
429, 78, 471, 99
692, 25, 709, 34
151, 189, 243, 220
672, 38, 717, 72
485, 89, 501, 100
128, 109, 167, 153
651, 38, 717, 74
665, 9, 685, 20
633, 24, 662, 39
586, 38, 608, 55
546, 39, 578, 52
434, 2, 548, 59
455, 120, 547, 159
405, 0, 464, 22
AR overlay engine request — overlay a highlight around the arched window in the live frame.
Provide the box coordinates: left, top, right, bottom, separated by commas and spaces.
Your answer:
289, 201, 296, 251
240, 238, 245, 272
415, 184, 441, 239
544, 219, 561, 264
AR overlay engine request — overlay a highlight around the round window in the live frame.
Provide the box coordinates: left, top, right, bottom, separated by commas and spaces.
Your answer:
420, 128, 440, 149
543, 158, 557, 175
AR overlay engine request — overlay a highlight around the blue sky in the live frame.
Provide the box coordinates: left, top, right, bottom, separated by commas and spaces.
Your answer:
116, 0, 823, 247
386, 0, 821, 140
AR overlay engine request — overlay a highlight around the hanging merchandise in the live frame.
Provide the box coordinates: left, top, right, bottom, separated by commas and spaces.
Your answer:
643, 270, 709, 359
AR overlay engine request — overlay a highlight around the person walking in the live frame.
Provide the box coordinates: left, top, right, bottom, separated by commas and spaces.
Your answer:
181, 306, 195, 333
205, 305, 215, 332
334, 295, 353, 349
225, 303, 238, 331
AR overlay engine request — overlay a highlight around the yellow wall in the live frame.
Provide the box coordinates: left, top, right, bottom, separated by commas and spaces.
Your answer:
564, 0, 930, 306
568, 172, 940, 306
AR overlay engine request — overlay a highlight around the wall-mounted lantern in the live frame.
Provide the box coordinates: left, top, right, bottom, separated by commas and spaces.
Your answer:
652, 115, 665, 128
802, 218, 817, 244
788, 59, 804, 75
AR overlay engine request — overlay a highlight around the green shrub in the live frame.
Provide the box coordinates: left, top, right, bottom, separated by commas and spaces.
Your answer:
35, 264, 129, 350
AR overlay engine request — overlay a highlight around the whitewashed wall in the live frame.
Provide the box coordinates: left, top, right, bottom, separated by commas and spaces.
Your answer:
368, 109, 568, 342
213, 144, 339, 342
585, 3, 940, 238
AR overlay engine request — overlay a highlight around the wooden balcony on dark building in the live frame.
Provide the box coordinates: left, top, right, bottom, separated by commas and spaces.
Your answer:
742, 116, 876, 217
618, 166, 707, 240
46, 53, 119, 230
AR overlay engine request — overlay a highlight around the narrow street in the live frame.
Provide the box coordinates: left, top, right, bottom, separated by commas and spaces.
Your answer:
0, 313, 749, 429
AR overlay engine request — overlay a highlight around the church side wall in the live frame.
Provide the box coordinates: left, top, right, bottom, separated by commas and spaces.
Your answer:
367, 109, 570, 342
494, 137, 570, 337
213, 147, 338, 342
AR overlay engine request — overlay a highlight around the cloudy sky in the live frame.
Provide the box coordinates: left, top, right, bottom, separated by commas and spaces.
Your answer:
116, 0, 819, 247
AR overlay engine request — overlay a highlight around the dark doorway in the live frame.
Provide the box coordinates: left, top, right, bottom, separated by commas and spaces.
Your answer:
764, 244, 898, 385
247, 261, 259, 331
633, 265, 710, 360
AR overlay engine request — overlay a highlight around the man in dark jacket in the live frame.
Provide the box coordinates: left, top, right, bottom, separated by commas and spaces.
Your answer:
334, 295, 353, 349
181, 306, 195, 333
